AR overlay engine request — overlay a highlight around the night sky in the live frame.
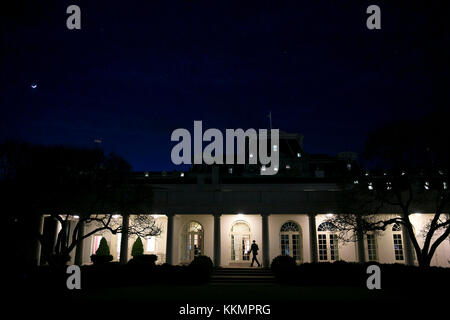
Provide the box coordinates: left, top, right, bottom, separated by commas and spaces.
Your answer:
1, 0, 447, 171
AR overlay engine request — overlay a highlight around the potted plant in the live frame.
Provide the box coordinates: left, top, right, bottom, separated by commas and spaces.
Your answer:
131, 237, 144, 258
90, 237, 113, 264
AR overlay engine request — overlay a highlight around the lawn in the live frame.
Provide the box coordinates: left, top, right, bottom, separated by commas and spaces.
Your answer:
68, 283, 413, 302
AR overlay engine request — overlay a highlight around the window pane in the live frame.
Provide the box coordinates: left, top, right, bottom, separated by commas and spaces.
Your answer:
146, 236, 155, 252
367, 234, 377, 261
281, 234, 290, 256
292, 234, 300, 261
329, 234, 339, 261
393, 234, 404, 260
318, 234, 328, 261
92, 236, 102, 254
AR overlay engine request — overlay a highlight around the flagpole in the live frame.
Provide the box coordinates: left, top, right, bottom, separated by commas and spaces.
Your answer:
268, 111, 272, 131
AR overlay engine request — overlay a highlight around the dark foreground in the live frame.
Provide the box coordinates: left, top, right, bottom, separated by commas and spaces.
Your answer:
7, 262, 450, 318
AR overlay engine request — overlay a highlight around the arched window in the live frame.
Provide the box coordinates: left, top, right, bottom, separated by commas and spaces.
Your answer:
231, 221, 251, 261
317, 222, 339, 261
392, 223, 404, 261
280, 221, 302, 262
318, 222, 336, 232
181, 221, 204, 262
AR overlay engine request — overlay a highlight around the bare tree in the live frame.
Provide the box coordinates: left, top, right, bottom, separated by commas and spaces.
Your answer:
326, 113, 450, 267
49, 213, 162, 265
327, 171, 449, 267
0, 141, 161, 266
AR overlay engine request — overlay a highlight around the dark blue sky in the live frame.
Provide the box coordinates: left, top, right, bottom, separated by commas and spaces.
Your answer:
1, 0, 447, 171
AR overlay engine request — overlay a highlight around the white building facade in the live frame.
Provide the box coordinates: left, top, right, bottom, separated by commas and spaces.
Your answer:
41, 181, 450, 268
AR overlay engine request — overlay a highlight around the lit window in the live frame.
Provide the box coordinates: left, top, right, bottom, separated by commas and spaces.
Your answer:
92, 235, 102, 255
286, 164, 291, 169
366, 234, 378, 261
280, 221, 302, 262
117, 233, 121, 258
368, 182, 373, 190
386, 181, 392, 190
317, 222, 339, 261
297, 153, 301, 158
424, 181, 430, 190
392, 223, 404, 261
180, 172, 184, 177
354, 180, 359, 184
146, 236, 156, 252
144, 172, 149, 177
347, 163, 351, 170
318, 234, 327, 260
228, 167, 233, 174
444, 182, 448, 190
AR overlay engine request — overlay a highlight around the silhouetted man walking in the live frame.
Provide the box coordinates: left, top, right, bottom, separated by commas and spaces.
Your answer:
250, 240, 261, 267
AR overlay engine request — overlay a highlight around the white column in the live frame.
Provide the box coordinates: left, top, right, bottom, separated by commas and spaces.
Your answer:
75, 219, 85, 265
356, 217, 366, 263
309, 213, 318, 263
213, 213, 221, 267
53, 217, 62, 254
165, 213, 174, 265
402, 224, 415, 266
119, 214, 129, 264
34, 214, 45, 265
262, 214, 270, 267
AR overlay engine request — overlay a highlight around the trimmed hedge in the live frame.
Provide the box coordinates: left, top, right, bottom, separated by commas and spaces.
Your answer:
271, 260, 450, 288
189, 255, 214, 283
90, 238, 113, 264
271, 255, 297, 283
131, 237, 144, 257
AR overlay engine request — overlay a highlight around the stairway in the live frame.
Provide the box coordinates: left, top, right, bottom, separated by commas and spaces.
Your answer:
211, 267, 276, 284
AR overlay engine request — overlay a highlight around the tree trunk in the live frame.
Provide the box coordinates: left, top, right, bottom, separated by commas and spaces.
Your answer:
417, 252, 431, 268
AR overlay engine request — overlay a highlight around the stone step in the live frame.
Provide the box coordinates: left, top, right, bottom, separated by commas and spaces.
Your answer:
211, 267, 276, 284
211, 278, 276, 284
213, 271, 273, 276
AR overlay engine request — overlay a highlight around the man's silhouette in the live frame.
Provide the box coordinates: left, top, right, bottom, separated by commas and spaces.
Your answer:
250, 240, 261, 267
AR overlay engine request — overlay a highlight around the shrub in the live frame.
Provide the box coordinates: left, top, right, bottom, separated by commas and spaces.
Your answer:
271, 255, 297, 283
271, 255, 296, 273
96, 237, 110, 256
131, 237, 144, 257
90, 237, 113, 264
188, 256, 213, 284
128, 254, 158, 265
90, 254, 113, 264
189, 255, 213, 269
